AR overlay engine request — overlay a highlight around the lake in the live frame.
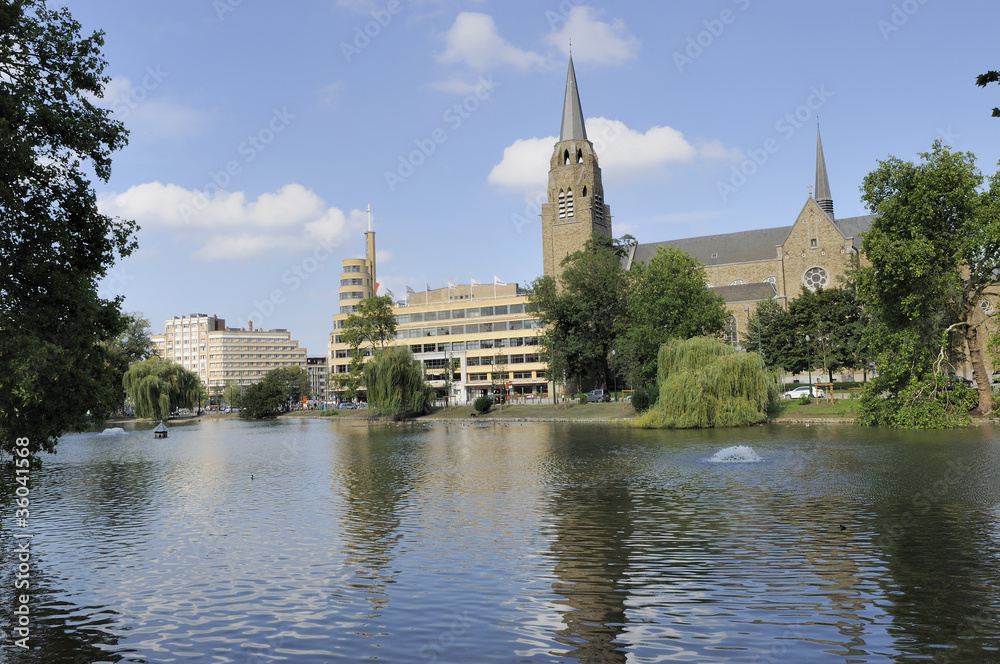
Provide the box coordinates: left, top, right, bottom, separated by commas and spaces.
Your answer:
3, 418, 1000, 662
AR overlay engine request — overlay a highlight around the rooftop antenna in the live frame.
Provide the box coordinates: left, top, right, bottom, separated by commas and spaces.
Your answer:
366, 202, 372, 232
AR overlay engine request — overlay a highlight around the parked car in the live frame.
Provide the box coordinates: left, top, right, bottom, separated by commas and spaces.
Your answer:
586, 389, 611, 402
781, 386, 824, 400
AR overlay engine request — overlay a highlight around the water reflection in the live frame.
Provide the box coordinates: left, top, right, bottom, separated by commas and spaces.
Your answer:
546, 428, 635, 663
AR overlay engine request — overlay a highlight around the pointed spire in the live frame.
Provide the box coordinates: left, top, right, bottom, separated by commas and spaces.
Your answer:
559, 54, 587, 142
815, 124, 834, 218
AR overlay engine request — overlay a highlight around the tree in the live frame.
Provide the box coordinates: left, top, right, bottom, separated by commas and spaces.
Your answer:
632, 336, 778, 429
742, 298, 796, 371
976, 70, 1000, 117
362, 345, 433, 420
239, 380, 285, 419
528, 234, 629, 393
265, 366, 310, 407
615, 246, 728, 388
122, 358, 200, 420
103, 312, 154, 412
339, 295, 397, 401
223, 382, 242, 409
856, 140, 1000, 423
0, 1, 137, 457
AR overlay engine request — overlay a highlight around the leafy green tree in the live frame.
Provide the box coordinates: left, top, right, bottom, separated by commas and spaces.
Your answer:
976, 70, 1000, 117
615, 246, 728, 388
787, 286, 865, 382
363, 345, 433, 420
856, 140, 1000, 423
103, 312, 154, 412
742, 298, 795, 371
122, 358, 200, 420
528, 235, 629, 392
339, 295, 397, 401
263, 366, 310, 408
0, 1, 137, 457
223, 382, 242, 409
239, 380, 285, 419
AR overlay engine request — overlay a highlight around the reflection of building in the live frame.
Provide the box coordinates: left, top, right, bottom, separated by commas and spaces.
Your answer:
153, 314, 307, 392
306, 357, 329, 401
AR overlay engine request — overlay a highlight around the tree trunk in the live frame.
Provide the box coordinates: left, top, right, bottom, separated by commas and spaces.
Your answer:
964, 319, 994, 417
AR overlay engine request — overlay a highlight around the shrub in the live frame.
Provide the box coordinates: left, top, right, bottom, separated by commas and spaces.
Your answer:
578, 394, 587, 404
797, 395, 812, 405
630, 387, 653, 412
473, 396, 493, 414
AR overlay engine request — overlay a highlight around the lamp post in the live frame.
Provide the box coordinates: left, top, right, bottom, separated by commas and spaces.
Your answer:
611, 349, 618, 402
805, 333, 813, 396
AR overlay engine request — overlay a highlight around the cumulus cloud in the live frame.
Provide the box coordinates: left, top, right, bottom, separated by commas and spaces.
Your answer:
437, 12, 546, 72
488, 118, 735, 193
545, 6, 640, 66
98, 182, 366, 261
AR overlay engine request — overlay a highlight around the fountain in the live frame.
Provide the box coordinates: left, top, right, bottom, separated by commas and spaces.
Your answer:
706, 445, 762, 463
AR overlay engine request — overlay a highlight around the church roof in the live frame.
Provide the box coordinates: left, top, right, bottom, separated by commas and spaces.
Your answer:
710, 282, 778, 304
832, 214, 875, 251
633, 226, 790, 266
559, 55, 588, 141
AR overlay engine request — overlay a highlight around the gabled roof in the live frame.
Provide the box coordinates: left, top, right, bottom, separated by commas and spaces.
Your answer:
632, 226, 790, 266
832, 214, 875, 251
559, 55, 587, 142
710, 282, 778, 304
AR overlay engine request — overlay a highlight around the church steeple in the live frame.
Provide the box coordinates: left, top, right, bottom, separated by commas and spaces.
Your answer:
541, 56, 612, 283
815, 124, 834, 218
560, 54, 587, 142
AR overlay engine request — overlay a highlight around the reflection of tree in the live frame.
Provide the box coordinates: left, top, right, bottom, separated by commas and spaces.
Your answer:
332, 427, 421, 613
547, 449, 634, 663
871, 459, 1000, 660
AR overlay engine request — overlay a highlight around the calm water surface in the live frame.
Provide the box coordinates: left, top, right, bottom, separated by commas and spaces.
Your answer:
3, 419, 1000, 663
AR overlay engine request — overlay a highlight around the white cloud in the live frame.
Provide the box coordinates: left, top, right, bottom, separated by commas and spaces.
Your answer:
98, 182, 365, 261
437, 12, 546, 72
489, 117, 732, 192
545, 6, 640, 66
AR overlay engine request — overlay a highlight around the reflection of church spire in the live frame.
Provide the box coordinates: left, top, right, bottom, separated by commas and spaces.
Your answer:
815, 124, 834, 218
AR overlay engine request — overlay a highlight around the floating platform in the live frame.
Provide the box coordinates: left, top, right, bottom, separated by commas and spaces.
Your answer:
153, 421, 168, 438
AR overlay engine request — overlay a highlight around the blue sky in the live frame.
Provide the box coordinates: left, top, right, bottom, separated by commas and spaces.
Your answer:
71, 0, 1000, 356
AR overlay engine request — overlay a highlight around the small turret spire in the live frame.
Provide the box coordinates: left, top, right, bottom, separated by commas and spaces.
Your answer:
559, 54, 587, 142
815, 124, 834, 218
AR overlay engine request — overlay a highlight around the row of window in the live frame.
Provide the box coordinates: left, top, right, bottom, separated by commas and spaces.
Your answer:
340, 291, 366, 300
468, 370, 545, 381
340, 278, 366, 287
397, 319, 543, 339
343, 264, 363, 273
409, 337, 540, 353
396, 303, 526, 323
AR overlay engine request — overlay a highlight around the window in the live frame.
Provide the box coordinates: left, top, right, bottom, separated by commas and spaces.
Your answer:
469, 373, 488, 381
343, 265, 362, 273
509, 304, 525, 314
565, 188, 574, 217
762, 276, 777, 285
558, 190, 566, 219
724, 315, 739, 347
802, 266, 829, 291
730, 279, 747, 286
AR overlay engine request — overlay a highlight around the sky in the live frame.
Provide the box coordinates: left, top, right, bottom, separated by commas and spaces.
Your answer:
67, 0, 1000, 357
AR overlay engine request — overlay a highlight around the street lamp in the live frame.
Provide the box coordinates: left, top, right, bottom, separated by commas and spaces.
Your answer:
611, 349, 618, 402
805, 334, 813, 396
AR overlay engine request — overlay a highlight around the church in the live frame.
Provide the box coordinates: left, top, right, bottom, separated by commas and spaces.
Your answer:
541, 55, 873, 346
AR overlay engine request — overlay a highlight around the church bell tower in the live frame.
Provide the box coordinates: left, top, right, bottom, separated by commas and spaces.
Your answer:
541, 55, 612, 283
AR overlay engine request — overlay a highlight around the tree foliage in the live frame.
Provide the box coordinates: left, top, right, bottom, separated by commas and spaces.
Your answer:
856, 140, 1000, 424
103, 312, 154, 412
122, 358, 200, 420
223, 382, 242, 408
265, 366, 310, 405
362, 345, 433, 420
632, 337, 778, 429
338, 295, 397, 400
239, 380, 285, 419
976, 70, 1000, 117
528, 235, 629, 391
615, 246, 728, 388
0, 0, 137, 457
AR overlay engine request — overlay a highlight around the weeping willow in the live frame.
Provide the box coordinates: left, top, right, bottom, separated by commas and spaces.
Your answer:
362, 346, 434, 420
632, 336, 779, 429
122, 358, 201, 419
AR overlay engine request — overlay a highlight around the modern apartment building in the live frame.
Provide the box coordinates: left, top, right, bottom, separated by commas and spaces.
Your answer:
153, 314, 307, 393
306, 357, 329, 401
